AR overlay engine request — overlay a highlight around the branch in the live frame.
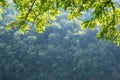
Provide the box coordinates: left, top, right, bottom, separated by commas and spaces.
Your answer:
24, 0, 36, 20
109, 0, 115, 23
110, 0, 115, 13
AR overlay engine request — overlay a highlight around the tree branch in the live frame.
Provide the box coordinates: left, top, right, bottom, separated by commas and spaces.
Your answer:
24, 0, 36, 20
110, 0, 115, 13
109, 0, 115, 23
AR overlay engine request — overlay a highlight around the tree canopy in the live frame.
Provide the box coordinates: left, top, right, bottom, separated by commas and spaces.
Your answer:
0, 0, 120, 45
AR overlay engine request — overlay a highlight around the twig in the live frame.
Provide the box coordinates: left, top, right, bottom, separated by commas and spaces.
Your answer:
24, 0, 36, 20
109, 0, 115, 23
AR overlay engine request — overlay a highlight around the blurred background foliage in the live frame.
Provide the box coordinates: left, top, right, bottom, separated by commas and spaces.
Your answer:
0, 5, 120, 80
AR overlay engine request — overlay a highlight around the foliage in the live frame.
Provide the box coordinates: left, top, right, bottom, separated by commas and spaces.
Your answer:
0, 0, 120, 45
0, 11, 120, 80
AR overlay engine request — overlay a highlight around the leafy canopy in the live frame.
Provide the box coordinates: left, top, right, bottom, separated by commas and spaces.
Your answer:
0, 0, 120, 45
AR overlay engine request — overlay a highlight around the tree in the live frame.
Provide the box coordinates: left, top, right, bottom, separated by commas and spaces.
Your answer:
0, 0, 120, 45
0, 10, 120, 80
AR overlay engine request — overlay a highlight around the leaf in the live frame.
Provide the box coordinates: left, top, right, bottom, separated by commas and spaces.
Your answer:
68, 13, 74, 20
20, 28, 25, 34
49, 14, 56, 20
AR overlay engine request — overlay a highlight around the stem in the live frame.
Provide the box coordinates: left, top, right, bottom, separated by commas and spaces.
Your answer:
110, 0, 115, 13
24, 0, 36, 20
109, 0, 115, 24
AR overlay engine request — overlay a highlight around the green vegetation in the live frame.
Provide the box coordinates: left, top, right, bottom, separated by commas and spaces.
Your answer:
0, 8, 120, 80
0, 1, 120, 80
0, 0, 120, 45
